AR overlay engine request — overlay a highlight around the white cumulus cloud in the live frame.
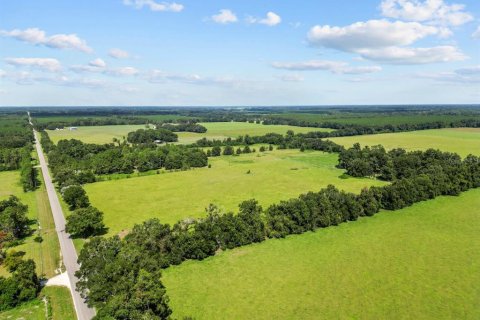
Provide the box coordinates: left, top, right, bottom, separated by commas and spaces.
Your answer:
211, 9, 238, 24
308, 20, 439, 51
0, 28, 93, 53
247, 12, 282, 26
5, 57, 62, 72
307, 19, 466, 64
123, 0, 183, 12
380, 0, 473, 26
109, 48, 131, 59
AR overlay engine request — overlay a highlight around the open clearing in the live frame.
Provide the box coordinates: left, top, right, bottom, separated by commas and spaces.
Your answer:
47, 124, 146, 144
0, 286, 76, 320
329, 128, 480, 158
163, 188, 480, 320
0, 170, 59, 278
46, 122, 333, 145
85, 149, 385, 236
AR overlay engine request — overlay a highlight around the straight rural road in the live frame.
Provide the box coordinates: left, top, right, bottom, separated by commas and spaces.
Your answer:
30, 114, 96, 320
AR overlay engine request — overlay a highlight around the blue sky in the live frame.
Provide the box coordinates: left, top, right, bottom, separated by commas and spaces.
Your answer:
0, 0, 479, 106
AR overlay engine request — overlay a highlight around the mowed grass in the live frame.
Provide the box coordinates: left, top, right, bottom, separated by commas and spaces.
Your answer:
42, 286, 76, 320
163, 188, 480, 320
329, 128, 480, 157
85, 149, 385, 236
0, 171, 60, 278
0, 286, 76, 320
47, 124, 147, 144
46, 122, 333, 145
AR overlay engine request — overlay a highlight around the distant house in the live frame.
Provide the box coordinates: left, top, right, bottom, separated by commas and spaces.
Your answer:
69, 127, 78, 131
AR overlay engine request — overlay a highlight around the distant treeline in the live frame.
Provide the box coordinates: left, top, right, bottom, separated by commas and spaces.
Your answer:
32, 116, 150, 130
75, 139, 480, 318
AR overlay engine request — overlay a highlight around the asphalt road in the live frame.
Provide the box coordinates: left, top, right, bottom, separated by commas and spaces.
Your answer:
32, 120, 96, 320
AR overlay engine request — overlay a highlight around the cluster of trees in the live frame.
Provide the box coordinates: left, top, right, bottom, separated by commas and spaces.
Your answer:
60, 185, 106, 238
76, 142, 480, 318
40, 133, 208, 187
0, 257, 40, 311
0, 196, 31, 248
205, 145, 272, 157
127, 128, 178, 144
194, 131, 344, 156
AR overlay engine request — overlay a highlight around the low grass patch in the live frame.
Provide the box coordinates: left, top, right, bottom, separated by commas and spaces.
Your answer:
42, 286, 76, 320
85, 148, 386, 236
0, 298, 45, 320
46, 122, 333, 145
329, 128, 480, 157
163, 188, 480, 320
0, 170, 60, 278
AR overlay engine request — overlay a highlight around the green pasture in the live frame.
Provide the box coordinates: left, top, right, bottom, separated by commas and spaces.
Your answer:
46, 122, 333, 145
0, 170, 60, 278
270, 112, 480, 126
329, 128, 480, 157
84, 148, 385, 236
0, 286, 76, 320
163, 188, 480, 320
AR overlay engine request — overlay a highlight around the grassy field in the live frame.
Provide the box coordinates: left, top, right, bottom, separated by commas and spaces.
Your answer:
0, 171, 60, 278
329, 128, 480, 158
46, 122, 333, 145
0, 286, 76, 320
46, 124, 147, 144
163, 188, 480, 320
270, 112, 480, 126
84, 148, 386, 236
